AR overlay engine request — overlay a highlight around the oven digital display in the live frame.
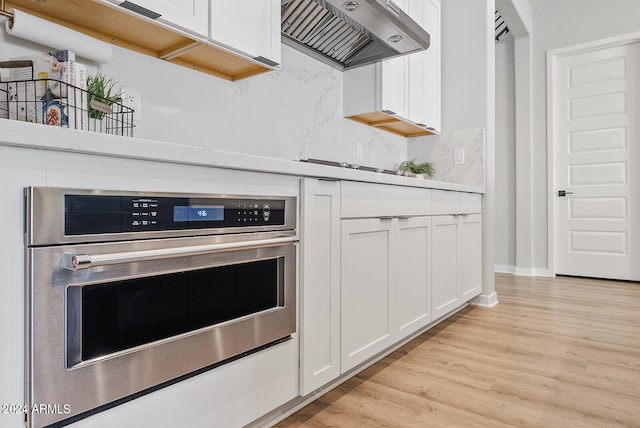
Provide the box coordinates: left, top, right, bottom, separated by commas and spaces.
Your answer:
173, 205, 224, 222
64, 194, 287, 235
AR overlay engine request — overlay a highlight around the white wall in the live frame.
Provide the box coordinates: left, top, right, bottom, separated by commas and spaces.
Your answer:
0, 23, 408, 170
495, 33, 516, 269
409, 0, 495, 186
528, 0, 640, 270
439, 0, 491, 131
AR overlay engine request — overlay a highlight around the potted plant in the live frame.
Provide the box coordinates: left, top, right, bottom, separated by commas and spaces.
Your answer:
398, 159, 435, 179
86, 72, 122, 131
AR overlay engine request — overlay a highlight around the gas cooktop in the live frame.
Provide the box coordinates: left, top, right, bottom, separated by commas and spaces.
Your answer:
299, 158, 401, 175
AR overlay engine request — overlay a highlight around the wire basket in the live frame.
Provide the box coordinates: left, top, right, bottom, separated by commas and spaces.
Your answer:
0, 78, 134, 137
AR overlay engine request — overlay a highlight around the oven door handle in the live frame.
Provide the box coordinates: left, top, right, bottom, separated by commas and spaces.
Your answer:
63, 236, 299, 271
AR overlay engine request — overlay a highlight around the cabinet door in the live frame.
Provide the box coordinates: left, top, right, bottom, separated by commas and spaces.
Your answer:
299, 179, 341, 395
113, 0, 208, 36
422, 0, 441, 131
210, 0, 281, 66
458, 214, 482, 301
395, 216, 431, 337
406, 0, 424, 125
431, 215, 459, 319
380, 56, 409, 118
341, 218, 394, 372
380, 0, 408, 118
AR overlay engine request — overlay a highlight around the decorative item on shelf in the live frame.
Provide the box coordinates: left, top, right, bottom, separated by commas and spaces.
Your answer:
398, 159, 435, 179
0, 66, 134, 136
86, 73, 122, 119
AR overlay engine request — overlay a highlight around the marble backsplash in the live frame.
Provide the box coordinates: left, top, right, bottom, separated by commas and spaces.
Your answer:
0, 31, 408, 171
1, 29, 487, 186
407, 128, 485, 188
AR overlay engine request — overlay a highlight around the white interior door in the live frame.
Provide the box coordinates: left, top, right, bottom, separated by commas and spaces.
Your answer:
553, 42, 640, 280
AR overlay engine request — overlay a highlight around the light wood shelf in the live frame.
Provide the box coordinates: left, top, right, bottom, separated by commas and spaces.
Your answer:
346, 111, 434, 138
6, 0, 272, 81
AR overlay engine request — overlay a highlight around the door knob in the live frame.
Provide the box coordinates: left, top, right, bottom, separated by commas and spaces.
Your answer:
558, 190, 574, 197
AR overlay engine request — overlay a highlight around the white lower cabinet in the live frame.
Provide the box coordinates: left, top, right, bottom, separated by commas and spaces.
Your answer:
341, 215, 432, 373
459, 214, 483, 301
341, 218, 396, 372
299, 179, 341, 395
395, 216, 432, 337
299, 180, 482, 394
432, 213, 482, 319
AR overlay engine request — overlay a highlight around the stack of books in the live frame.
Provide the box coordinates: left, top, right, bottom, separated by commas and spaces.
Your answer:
2, 49, 87, 129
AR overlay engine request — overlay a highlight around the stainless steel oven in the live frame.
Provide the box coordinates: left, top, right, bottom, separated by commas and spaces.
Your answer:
25, 187, 297, 428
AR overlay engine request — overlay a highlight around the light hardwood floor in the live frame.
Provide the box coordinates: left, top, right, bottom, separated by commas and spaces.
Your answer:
275, 274, 640, 427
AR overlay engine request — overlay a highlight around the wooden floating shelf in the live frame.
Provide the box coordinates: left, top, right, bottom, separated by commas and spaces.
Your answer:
6, 0, 272, 81
346, 111, 434, 138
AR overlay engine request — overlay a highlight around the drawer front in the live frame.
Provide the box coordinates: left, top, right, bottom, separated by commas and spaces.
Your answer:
459, 192, 482, 214
431, 189, 460, 215
341, 181, 431, 218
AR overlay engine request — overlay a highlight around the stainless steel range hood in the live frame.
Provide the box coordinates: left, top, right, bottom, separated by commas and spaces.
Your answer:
281, 0, 430, 70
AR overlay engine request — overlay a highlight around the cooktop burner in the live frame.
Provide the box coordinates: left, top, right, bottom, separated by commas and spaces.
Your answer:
299, 158, 400, 175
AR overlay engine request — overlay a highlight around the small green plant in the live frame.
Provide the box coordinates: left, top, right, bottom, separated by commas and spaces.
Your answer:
86, 73, 122, 119
398, 159, 435, 178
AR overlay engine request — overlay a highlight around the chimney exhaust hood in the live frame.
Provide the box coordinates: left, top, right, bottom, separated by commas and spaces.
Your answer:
281, 0, 430, 70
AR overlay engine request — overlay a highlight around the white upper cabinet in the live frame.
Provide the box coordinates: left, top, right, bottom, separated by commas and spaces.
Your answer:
421, 0, 441, 132
381, 54, 410, 120
210, 0, 281, 66
109, 0, 208, 36
343, 0, 441, 137
92, 0, 278, 80
109, 1, 281, 66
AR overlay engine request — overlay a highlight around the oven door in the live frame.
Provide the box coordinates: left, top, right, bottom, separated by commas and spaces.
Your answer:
27, 231, 296, 428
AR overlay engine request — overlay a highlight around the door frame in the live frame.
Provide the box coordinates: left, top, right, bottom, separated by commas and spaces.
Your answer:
546, 31, 640, 276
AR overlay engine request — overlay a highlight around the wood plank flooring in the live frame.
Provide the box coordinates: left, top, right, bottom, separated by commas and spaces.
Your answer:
275, 274, 640, 427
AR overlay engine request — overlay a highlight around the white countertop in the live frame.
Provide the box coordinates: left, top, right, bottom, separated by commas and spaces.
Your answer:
0, 119, 483, 193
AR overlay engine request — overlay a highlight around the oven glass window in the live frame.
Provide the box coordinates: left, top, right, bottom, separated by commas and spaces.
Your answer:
80, 258, 279, 361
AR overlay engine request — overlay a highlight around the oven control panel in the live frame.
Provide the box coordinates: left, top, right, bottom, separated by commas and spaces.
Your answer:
64, 194, 287, 235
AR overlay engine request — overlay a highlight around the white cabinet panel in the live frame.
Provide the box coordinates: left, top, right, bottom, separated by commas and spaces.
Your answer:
381, 56, 409, 119
299, 179, 341, 395
341, 219, 394, 372
406, 0, 424, 124
459, 192, 482, 214
432, 213, 482, 319
459, 214, 482, 300
432, 215, 459, 318
432, 190, 482, 214
432, 189, 461, 215
395, 216, 432, 336
210, 0, 281, 66
341, 181, 431, 218
114, 0, 208, 36
421, 0, 441, 131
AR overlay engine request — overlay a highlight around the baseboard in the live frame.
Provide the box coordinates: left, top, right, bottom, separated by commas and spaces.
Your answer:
495, 264, 516, 274
471, 292, 498, 307
515, 267, 553, 277
494, 265, 553, 277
